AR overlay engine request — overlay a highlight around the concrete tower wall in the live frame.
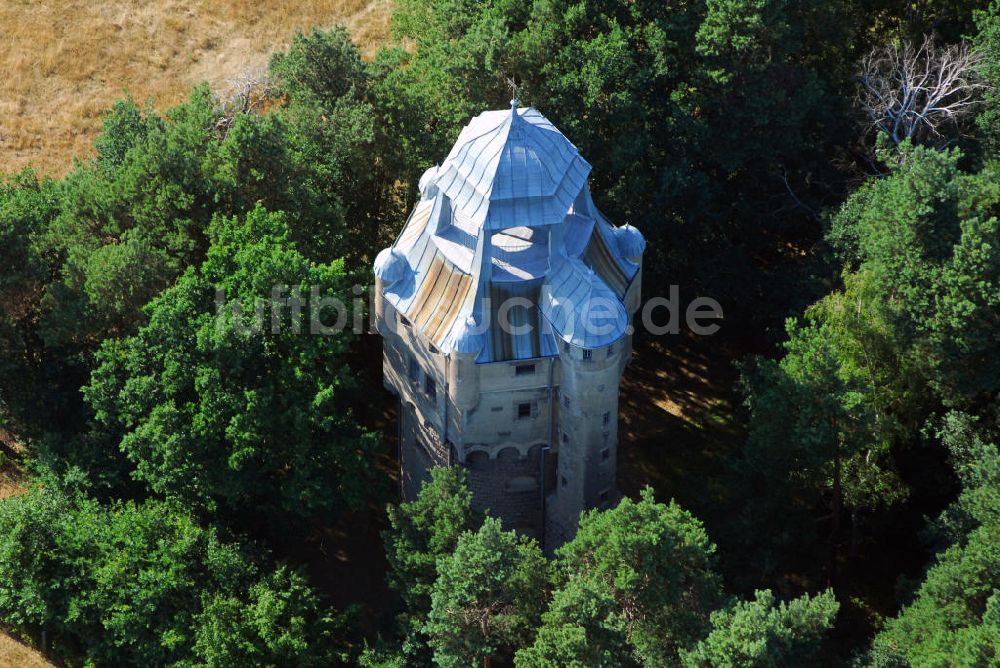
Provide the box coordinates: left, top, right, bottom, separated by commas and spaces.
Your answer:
546, 341, 625, 547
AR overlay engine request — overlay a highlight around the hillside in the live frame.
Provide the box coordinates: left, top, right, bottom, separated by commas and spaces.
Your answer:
0, 0, 391, 176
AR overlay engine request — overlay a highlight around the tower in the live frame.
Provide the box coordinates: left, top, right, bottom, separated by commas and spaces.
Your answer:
374, 102, 644, 550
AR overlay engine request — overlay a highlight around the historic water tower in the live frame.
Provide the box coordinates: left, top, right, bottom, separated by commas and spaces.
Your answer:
373, 101, 644, 549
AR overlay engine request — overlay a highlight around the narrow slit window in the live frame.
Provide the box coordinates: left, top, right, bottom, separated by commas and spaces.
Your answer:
425, 376, 436, 401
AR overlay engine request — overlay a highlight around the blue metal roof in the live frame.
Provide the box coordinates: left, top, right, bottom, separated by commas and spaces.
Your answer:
433, 103, 592, 231
375, 104, 643, 362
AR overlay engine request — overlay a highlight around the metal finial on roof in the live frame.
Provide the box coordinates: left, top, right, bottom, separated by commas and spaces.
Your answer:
507, 77, 519, 118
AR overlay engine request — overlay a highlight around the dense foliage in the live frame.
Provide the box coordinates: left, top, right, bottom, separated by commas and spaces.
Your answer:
0, 486, 345, 666
83, 206, 379, 528
0, 0, 998, 664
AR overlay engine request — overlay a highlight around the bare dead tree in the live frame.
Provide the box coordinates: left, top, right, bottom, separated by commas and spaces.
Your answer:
213, 66, 276, 136
858, 36, 987, 147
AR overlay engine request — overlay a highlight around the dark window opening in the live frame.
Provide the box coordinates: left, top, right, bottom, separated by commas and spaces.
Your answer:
583, 349, 593, 360
425, 376, 436, 401
561, 476, 568, 487
518, 403, 531, 419
603, 411, 610, 426
607, 344, 614, 356
599, 489, 609, 503
601, 447, 610, 461
562, 432, 569, 444
515, 363, 536, 376
408, 357, 420, 381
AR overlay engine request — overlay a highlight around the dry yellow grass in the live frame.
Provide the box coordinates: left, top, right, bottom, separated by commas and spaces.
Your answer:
0, 0, 393, 176
0, 632, 51, 668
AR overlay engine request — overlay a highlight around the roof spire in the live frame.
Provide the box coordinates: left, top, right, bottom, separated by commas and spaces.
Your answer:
507, 77, 519, 118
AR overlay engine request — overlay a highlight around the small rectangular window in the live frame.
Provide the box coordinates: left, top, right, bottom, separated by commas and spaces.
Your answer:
583, 349, 593, 360
400, 315, 411, 328
607, 344, 614, 356
408, 357, 420, 382
515, 363, 536, 376
425, 376, 436, 401
601, 447, 610, 461
562, 432, 569, 444
603, 412, 610, 426
518, 403, 531, 419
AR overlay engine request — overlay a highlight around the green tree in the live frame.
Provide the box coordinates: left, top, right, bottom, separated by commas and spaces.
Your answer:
40, 90, 217, 351
269, 27, 389, 265
0, 170, 60, 428
974, 1, 1000, 152
426, 517, 548, 667
383, 466, 481, 659
514, 576, 634, 667
678, 589, 839, 668
0, 486, 345, 667
83, 206, 380, 526
193, 566, 347, 667
868, 417, 1000, 666
831, 144, 1000, 404
730, 268, 918, 580
521, 488, 724, 666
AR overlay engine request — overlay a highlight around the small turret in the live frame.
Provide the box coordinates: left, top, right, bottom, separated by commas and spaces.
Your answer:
448, 317, 482, 412
615, 224, 646, 262
373, 247, 406, 333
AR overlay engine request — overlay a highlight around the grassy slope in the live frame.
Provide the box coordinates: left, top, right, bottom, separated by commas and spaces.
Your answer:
0, 0, 392, 177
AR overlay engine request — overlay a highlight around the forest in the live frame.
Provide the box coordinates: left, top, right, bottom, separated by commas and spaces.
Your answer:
0, 0, 998, 665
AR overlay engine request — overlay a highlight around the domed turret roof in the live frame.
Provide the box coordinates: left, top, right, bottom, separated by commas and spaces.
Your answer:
418, 165, 440, 200
373, 247, 406, 284
615, 224, 646, 260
